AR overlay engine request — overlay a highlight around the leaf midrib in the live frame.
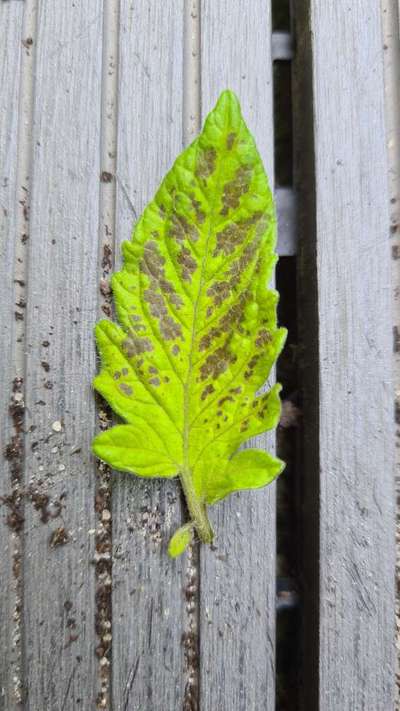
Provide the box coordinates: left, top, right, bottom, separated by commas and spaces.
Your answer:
182, 137, 226, 478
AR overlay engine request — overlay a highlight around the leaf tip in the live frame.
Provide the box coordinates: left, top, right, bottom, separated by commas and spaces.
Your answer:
217, 88, 240, 106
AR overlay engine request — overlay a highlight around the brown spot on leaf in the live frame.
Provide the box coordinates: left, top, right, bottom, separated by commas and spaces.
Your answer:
119, 383, 133, 396
200, 345, 237, 381
160, 315, 183, 341
195, 146, 216, 180
255, 329, 272, 347
149, 377, 161, 387
122, 336, 153, 357
177, 246, 197, 282
230, 386, 242, 395
207, 280, 230, 306
218, 395, 234, 406
201, 384, 215, 401
142, 269, 183, 338
141, 241, 184, 328
226, 132, 236, 150
257, 393, 273, 419
228, 237, 261, 289
130, 317, 146, 333
220, 165, 252, 216
143, 277, 184, 340
189, 194, 206, 224
168, 213, 199, 244
244, 354, 260, 380
213, 212, 263, 257
199, 293, 249, 352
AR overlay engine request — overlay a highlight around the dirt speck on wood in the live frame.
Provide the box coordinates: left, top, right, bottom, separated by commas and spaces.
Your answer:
49, 526, 69, 548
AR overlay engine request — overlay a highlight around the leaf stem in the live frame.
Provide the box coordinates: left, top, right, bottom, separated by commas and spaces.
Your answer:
180, 468, 213, 544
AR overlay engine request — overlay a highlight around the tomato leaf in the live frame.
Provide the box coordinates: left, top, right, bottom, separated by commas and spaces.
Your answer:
92, 90, 287, 555
168, 524, 194, 558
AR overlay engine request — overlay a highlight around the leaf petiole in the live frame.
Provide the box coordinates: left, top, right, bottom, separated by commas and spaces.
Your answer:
180, 467, 214, 544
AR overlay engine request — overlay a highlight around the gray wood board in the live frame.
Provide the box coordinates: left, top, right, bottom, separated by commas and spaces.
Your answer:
112, 3, 187, 710
21, 2, 103, 709
382, 0, 400, 699
310, 2, 395, 708
200, 2, 277, 709
0, 3, 25, 709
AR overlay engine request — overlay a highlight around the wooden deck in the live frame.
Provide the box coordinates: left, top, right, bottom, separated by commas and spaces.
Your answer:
0, 1, 397, 709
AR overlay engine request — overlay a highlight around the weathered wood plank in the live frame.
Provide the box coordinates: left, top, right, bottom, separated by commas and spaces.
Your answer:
0, 3, 26, 708
112, 3, 187, 709
22, 3, 103, 709
301, 2, 396, 708
200, 3, 277, 709
382, 0, 400, 697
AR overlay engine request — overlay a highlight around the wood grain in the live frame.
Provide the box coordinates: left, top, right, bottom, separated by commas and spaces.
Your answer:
0, 3, 26, 708
382, 0, 400, 699
200, 3, 277, 709
111, 3, 187, 710
306, 2, 395, 708
0, 2, 396, 709
21, 3, 103, 709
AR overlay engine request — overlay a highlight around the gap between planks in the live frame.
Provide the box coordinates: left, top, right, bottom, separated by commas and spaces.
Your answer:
182, 3, 202, 709
95, 1, 120, 709
7, 1, 38, 707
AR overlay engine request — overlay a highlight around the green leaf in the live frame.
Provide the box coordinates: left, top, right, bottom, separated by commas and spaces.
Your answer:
205, 449, 285, 505
168, 524, 193, 558
92, 90, 287, 554
92, 424, 177, 477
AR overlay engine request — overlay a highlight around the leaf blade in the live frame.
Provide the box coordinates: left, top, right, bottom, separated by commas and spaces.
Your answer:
92, 90, 287, 550
167, 524, 193, 558
205, 449, 285, 505
92, 425, 178, 477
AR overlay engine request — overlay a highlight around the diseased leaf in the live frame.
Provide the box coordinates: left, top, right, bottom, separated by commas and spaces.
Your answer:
92, 90, 287, 554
